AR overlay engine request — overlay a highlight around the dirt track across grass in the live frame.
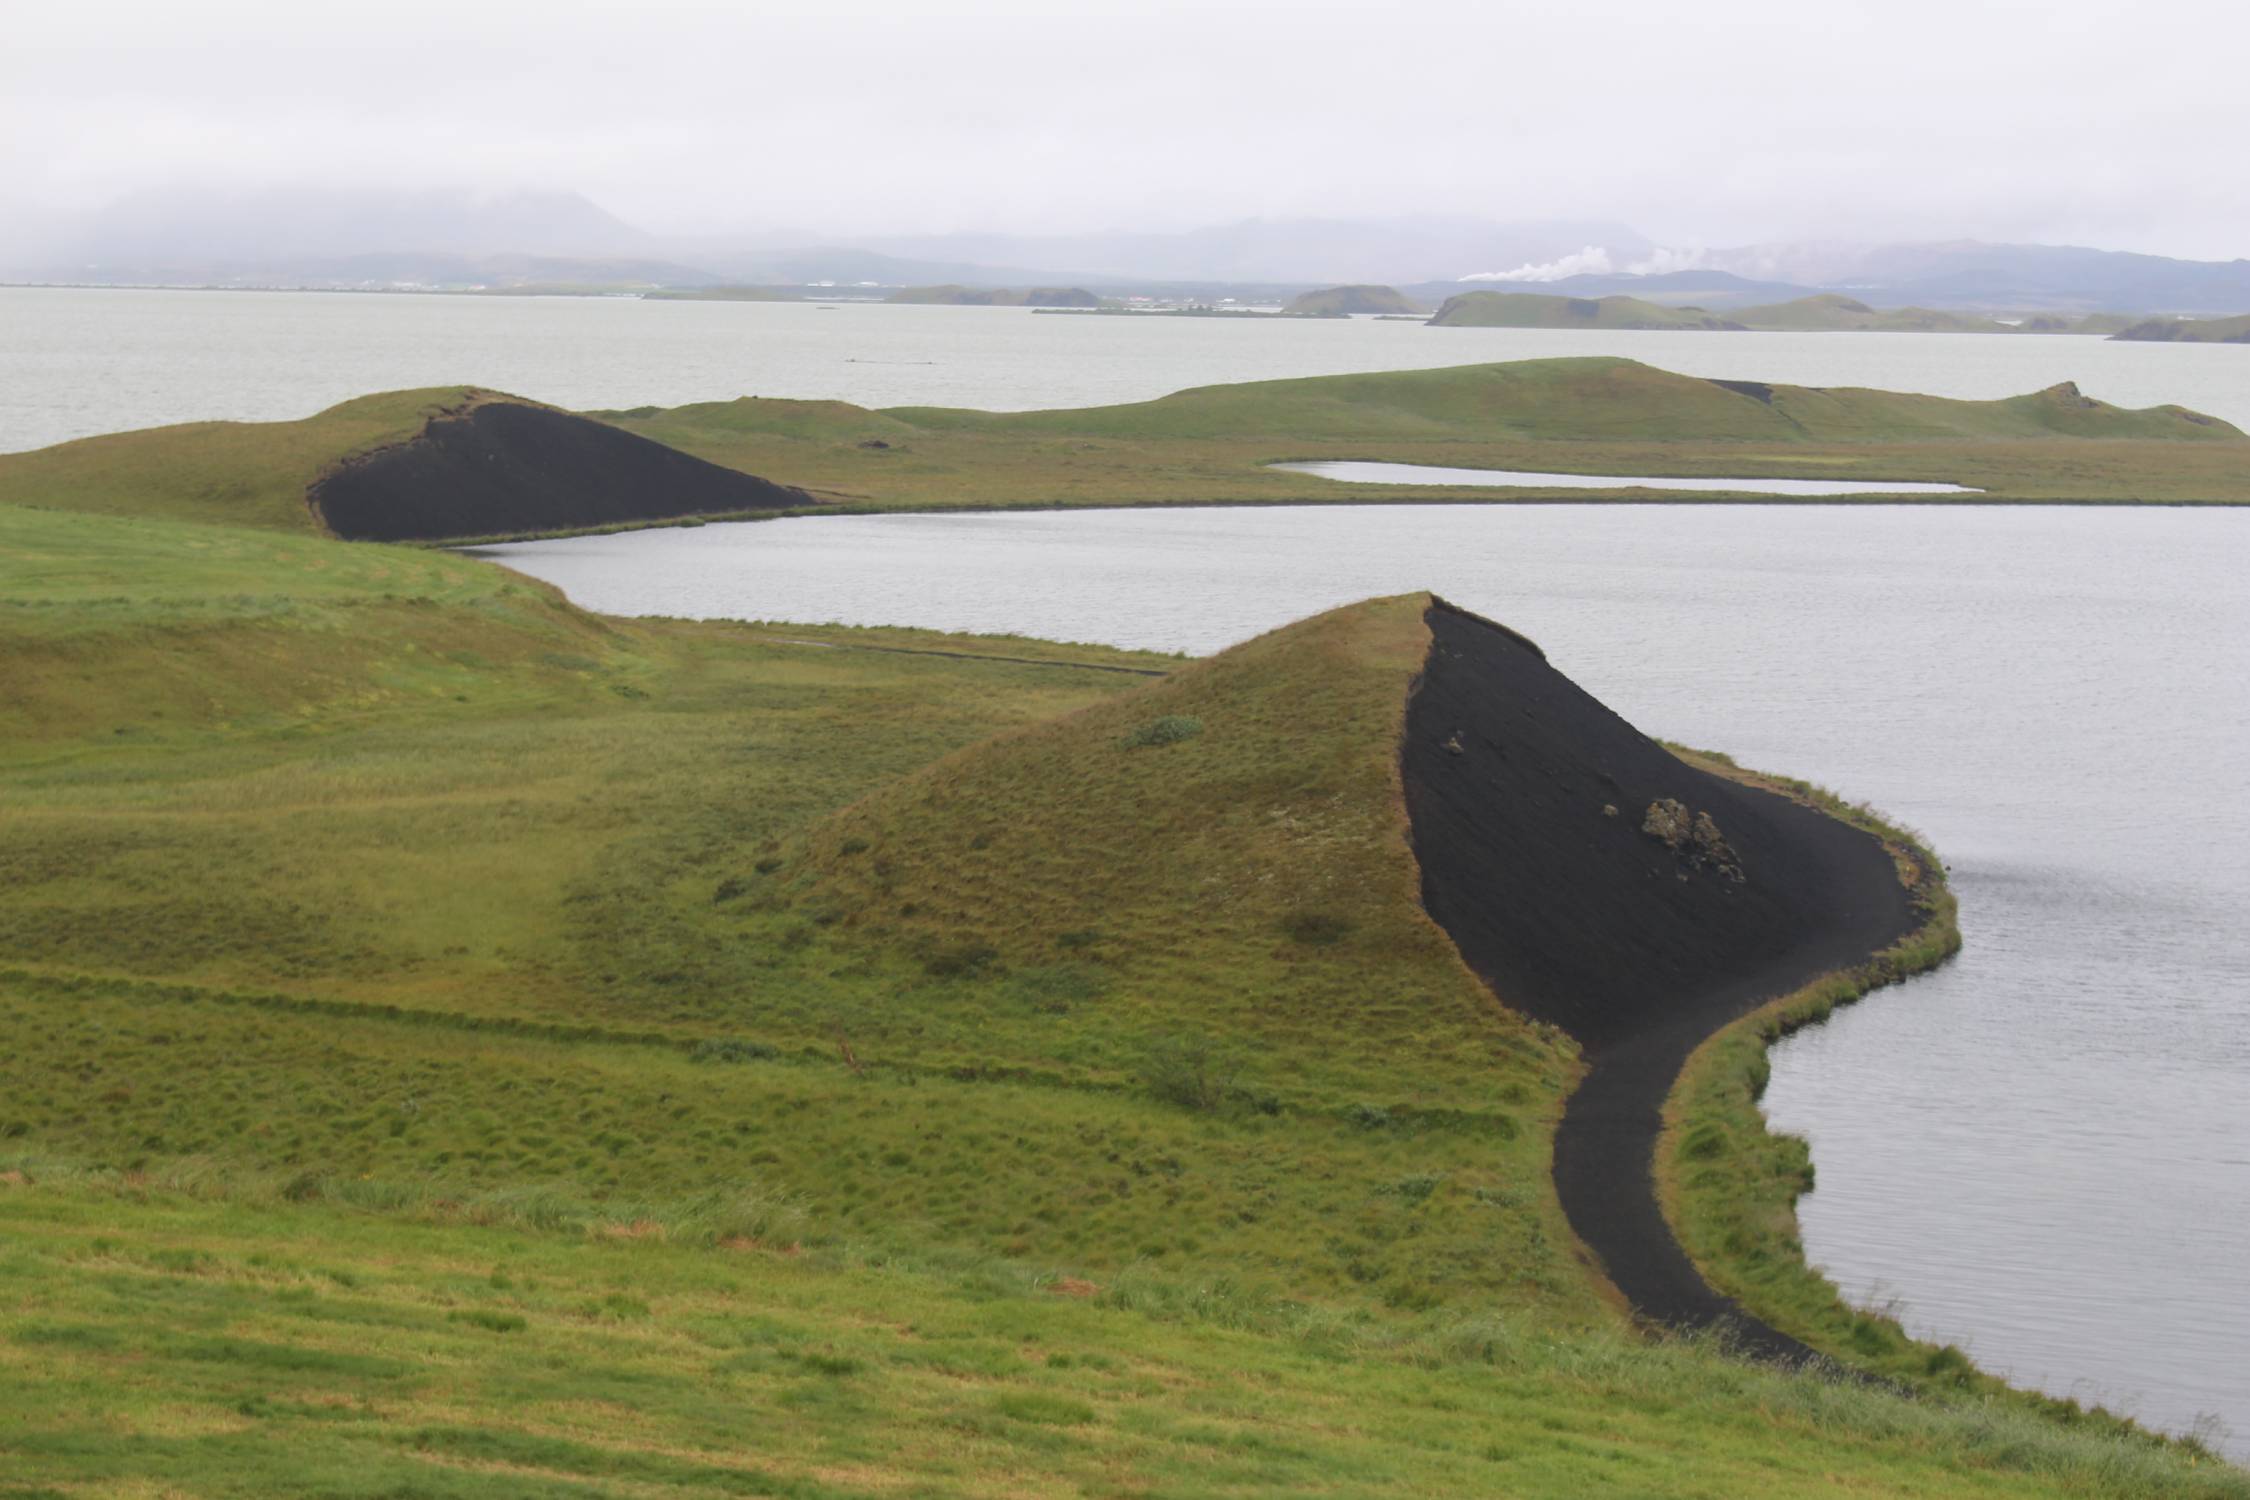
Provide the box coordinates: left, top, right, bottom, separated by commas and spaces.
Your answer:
1402, 599, 1915, 1359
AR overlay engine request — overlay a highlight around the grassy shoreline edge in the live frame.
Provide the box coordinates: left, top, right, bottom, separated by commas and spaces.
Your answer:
432, 487, 2250, 550
1655, 763, 1968, 1383
1653, 765, 2232, 1463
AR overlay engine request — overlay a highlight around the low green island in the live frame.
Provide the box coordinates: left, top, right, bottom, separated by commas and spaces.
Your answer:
3, 364, 2246, 1496
4, 358, 2243, 549
1428, 292, 1745, 330
2113, 312, 2250, 343
1285, 283, 1429, 316
1428, 289, 2144, 335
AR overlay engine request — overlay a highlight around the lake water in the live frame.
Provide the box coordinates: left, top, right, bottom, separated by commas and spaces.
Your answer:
480, 503, 2250, 1456
1271, 459, 1980, 496
6, 284, 2250, 453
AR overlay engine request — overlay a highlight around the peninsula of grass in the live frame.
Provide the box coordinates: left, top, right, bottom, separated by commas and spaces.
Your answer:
2112, 312, 2250, 343
12, 358, 2242, 548
1732, 294, 2012, 333
3, 490, 2242, 1492
1428, 290, 2148, 337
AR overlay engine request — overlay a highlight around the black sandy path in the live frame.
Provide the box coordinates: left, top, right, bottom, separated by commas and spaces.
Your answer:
1402, 599, 1917, 1360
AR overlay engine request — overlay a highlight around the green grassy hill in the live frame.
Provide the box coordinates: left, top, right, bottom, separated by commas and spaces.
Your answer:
1285, 284, 1426, 315
0, 387, 810, 541
1733, 294, 2012, 334
2113, 313, 2250, 343
0, 387, 465, 533
1426, 291, 1744, 329
3, 499, 2243, 1493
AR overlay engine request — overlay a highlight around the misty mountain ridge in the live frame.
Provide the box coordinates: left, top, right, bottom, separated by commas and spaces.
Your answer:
52, 186, 658, 269
13, 187, 2250, 314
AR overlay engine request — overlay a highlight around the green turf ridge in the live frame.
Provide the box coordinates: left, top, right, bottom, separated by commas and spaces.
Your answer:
1656, 756, 2000, 1393
7, 358, 2248, 547
1427, 290, 2141, 336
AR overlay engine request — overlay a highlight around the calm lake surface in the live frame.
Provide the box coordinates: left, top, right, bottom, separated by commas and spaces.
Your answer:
482, 503, 2250, 1455
7, 284, 2250, 452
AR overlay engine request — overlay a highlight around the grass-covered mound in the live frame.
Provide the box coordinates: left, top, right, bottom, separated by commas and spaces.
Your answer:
0, 387, 810, 542
1427, 291, 1745, 329
2112, 312, 2250, 343
0, 387, 464, 533
1286, 284, 1426, 315
1734, 294, 2012, 334
4, 505, 2243, 1493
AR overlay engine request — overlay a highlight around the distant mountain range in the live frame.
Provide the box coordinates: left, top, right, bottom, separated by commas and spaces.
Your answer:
10, 188, 2250, 315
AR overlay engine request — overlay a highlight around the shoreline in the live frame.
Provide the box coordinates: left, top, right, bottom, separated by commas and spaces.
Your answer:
437, 490, 2250, 550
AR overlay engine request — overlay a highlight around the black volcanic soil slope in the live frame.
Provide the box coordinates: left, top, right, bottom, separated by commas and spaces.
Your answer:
311, 398, 812, 542
1403, 599, 1917, 1356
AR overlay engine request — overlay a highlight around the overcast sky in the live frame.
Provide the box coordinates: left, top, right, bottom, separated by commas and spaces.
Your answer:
5, 0, 2246, 258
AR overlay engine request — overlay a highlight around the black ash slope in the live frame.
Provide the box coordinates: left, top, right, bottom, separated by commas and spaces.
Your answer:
311, 400, 812, 543
1403, 599, 1915, 1360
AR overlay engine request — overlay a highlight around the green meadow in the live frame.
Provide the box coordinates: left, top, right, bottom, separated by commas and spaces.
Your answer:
2, 399, 2244, 1494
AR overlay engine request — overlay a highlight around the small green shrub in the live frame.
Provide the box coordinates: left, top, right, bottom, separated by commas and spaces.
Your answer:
1140, 1034, 1241, 1112
1384, 1173, 1444, 1204
1119, 715, 1203, 749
